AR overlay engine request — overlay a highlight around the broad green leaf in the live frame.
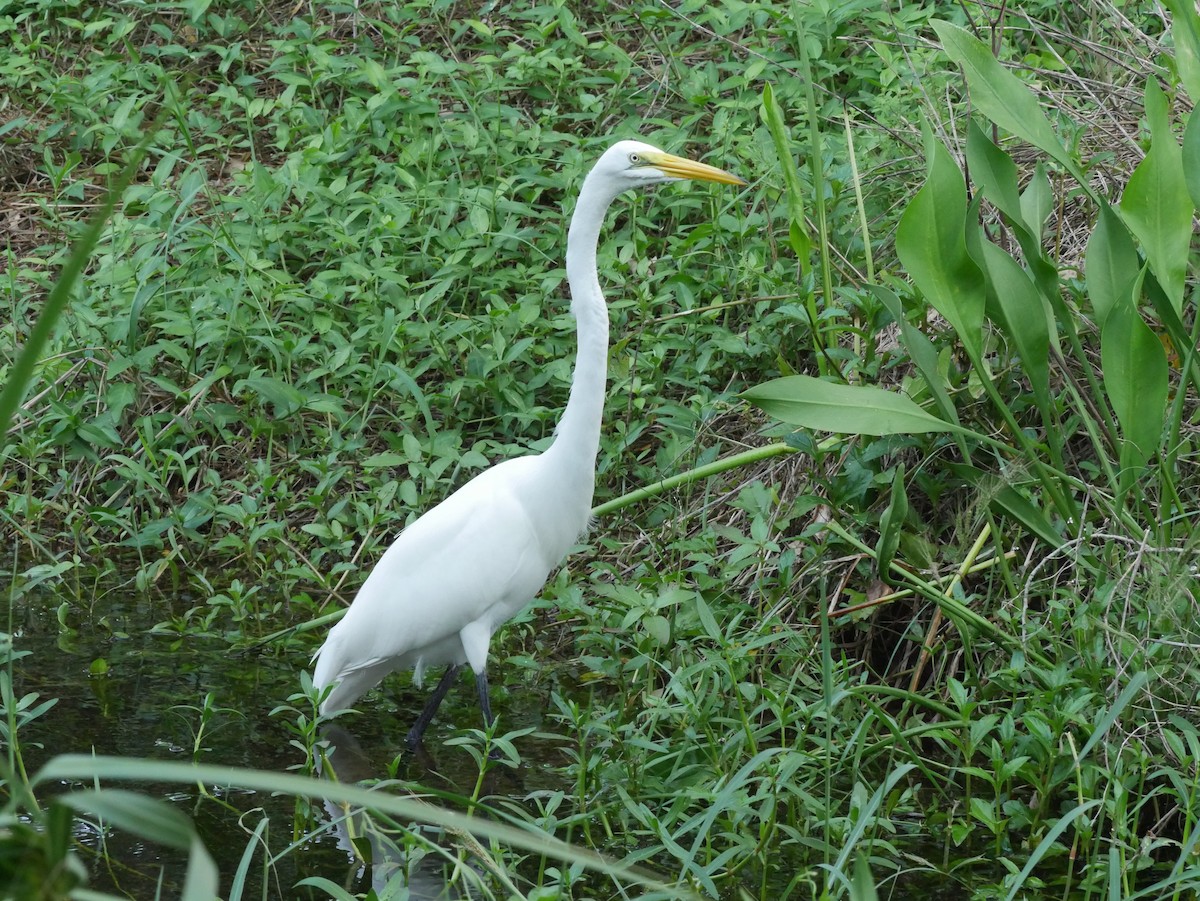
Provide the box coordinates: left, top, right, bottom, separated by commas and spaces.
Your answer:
1183, 111, 1200, 209
973, 237, 1052, 415
947, 462, 1070, 553
1119, 80, 1193, 314
896, 131, 985, 359
743, 375, 966, 436
644, 614, 671, 646
1144, 73, 1172, 139
235, 376, 305, 417
962, 124, 1063, 332
761, 83, 811, 262
870, 285, 962, 431
965, 119, 1023, 225
77, 420, 122, 449
361, 451, 407, 469
388, 366, 435, 434
1019, 164, 1053, 245
1100, 287, 1168, 465
852, 856, 879, 901
1163, 0, 1200, 104
1084, 205, 1139, 325
933, 20, 1090, 191
991, 485, 1066, 551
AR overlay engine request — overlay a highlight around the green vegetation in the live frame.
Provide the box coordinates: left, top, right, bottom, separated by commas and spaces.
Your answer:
4, 0, 1200, 898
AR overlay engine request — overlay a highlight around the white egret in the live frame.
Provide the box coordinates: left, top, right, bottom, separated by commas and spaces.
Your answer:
312, 139, 744, 748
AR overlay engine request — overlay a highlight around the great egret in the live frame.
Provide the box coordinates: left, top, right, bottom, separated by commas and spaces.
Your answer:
312, 140, 744, 748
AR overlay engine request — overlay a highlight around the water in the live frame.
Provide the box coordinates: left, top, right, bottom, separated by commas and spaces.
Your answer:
5, 589, 1071, 900
7, 590, 571, 898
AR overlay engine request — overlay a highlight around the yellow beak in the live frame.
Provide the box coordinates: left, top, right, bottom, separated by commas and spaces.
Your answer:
641, 150, 747, 186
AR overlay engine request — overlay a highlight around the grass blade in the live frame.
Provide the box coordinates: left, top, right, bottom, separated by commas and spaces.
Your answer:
1001, 800, 1102, 901
36, 755, 689, 897
0, 160, 143, 443
57, 790, 217, 901
761, 82, 810, 262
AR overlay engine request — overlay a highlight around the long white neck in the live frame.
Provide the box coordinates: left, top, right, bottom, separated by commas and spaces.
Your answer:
547, 172, 624, 482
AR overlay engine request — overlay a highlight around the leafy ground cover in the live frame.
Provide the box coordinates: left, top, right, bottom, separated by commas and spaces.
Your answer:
3, 0, 1200, 898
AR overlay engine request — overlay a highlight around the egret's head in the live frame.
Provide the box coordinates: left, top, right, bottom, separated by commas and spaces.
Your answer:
595, 139, 746, 189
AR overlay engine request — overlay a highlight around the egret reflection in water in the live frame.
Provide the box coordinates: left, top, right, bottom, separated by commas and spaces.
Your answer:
317, 724, 477, 899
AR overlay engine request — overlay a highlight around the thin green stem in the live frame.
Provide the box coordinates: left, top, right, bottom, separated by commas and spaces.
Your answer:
590, 441, 801, 517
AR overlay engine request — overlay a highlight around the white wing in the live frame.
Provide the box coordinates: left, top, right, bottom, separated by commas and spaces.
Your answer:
313, 455, 562, 707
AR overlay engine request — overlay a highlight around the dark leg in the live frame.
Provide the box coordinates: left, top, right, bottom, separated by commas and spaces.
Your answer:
406, 664, 462, 749
475, 669, 503, 760
474, 668, 495, 730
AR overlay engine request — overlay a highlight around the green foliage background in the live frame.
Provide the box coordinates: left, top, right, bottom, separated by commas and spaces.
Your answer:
3, 0, 1200, 899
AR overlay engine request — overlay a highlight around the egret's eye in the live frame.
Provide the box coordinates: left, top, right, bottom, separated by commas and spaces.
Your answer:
628, 152, 641, 165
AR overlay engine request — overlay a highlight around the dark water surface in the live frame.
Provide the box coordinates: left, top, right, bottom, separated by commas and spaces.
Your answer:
9, 591, 570, 898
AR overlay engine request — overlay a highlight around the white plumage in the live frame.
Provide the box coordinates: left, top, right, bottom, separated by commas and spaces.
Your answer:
311, 140, 744, 747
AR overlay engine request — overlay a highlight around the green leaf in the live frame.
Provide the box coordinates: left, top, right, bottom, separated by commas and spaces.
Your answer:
695, 594, 724, 642
932, 20, 1090, 191
36, 755, 676, 894
361, 451, 407, 469
106, 381, 136, 421
1182, 111, 1200, 209
0, 125, 158, 442
643, 614, 670, 646
234, 376, 305, 418
1162, 0, 1200, 104
896, 130, 985, 359
1100, 293, 1168, 466
761, 82, 811, 262
991, 485, 1066, 551
1001, 801, 1103, 901
1077, 671, 1150, 762
962, 123, 1063, 330
1085, 205, 1140, 326
851, 856, 879, 901
57, 790, 217, 901
743, 375, 967, 436
870, 286, 963, 432
1019, 164, 1053, 244
972, 237, 1052, 414
965, 119, 1023, 225
876, 464, 909, 581
1119, 80, 1193, 314
77, 420, 122, 449
294, 877, 361, 900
